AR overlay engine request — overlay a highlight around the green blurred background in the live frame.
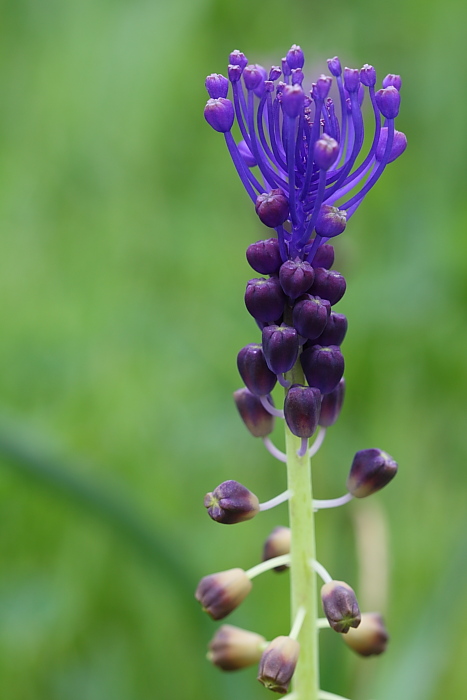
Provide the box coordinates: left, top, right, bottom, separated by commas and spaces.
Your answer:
0, 0, 466, 698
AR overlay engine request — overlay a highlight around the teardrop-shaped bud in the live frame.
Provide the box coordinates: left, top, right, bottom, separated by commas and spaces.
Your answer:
376, 128, 407, 163
312, 243, 335, 269
207, 625, 266, 670
284, 384, 322, 438
255, 189, 289, 228
281, 84, 305, 118
360, 64, 376, 87
342, 612, 389, 656
233, 388, 274, 437
375, 86, 400, 119
327, 56, 342, 77
195, 568, 252, 620
343, 67, 360, 93
279, 258, 315, 299
237, 344, 277, 396
262, 526, 291, 572
243, 64, 264, 91
205, 73, 229, 98
205, 480, 260, 525
257, 636, 300, 694
321, 580, 361, 633
204, 98, 235, 133
262, 324, 299, 374
382, 73, 402, 91
246, 238, 282, 275
286, 44, 304, 69
315, 205, 347, 238
301, 345, 344, 394
347, 448, 398, 498
319, 378, 345, 427
310, 268, 346, 306
292, 295, 330, 340
316, 312, 348, 345
314, 134, 339, 170
229, 50, 248, 69
245, 277, 285, 322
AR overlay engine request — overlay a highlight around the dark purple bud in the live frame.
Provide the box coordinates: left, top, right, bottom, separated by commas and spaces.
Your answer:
319, 377, 345, 427
315, 205, 347, 238
237, 343, 277, 396
205, 73, 229, 99
195, 568, 252, 620
360, 64, 376, 87
208, 625, 266, 670
246, 238, 282, 275
238, 139, 257, 167
279, 259, 315, 299
229, 50, 248, 69
347, 448, 398, 498
312, 75, 332, 100
286, 44, 305, 69
243, 64, 263, 91
321, 581, 361, 633
262, 526, 291, 572
255, 189, 289, 228
257, 636, 300, 694
276, 80, 286, 96
343, 67, 360, 93
314, 133, 339, 170
204, 98, 234, 133
245, 277, 285, 322
281, 84, 305, 118
204, 480, 260, 524
264, 80, 275, 93
382, 73, 402, 91
233, 388, 275, 437
376, 128, 407, 163
281, 58, 291, 77
375, 86, 400, 119
291, 68, 304, 86
262, 324, 299, 374
343, 612, 389, 656
301, 345, 344, 394
316, 312, 348, 345
284, 384, 321, 438
312, 243, 334, 269
228, 64, 242, 83
292, 295, 330, 340
327, 56, 342, 77
310, 268, 346, 306
269, 66, 282, 81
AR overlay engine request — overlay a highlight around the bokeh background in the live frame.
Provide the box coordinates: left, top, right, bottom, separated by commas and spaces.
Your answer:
0, 0, 466, 698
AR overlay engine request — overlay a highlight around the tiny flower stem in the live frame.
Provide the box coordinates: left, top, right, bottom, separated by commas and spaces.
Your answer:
259, 489, 291, 511
310, 558, 333, 584
313, 492, 353, 510
317, 617, 331, 630
277, 373, 292, 389
259, 394, 285, 418
309, 426, 326, 458
289, 605, 307, 641
318, 692, 352, 700
262, 437, 287, 463
245, 554, 291, 579
297, 437, 308, 458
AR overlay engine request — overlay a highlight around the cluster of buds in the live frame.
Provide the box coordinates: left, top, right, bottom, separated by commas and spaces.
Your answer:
198, 44, 403, 697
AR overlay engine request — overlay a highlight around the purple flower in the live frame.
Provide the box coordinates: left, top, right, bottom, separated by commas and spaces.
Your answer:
204, 46, 406, 265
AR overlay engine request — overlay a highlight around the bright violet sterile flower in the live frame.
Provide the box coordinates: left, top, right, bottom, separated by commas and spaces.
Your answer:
204, 49, 406, 265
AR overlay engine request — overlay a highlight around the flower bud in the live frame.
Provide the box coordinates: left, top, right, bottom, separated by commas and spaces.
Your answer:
292, 295, 330, 340
312, 75, 332, 101
257, 636, 300, 694
279, 258, 315, 299
205, 480, 260, 525
375, 86, 400, 119
347, 448, 398, 498
233, 388, 275, 437
291, 68, 304, 86
382, 73, 402, 91
327, 56, 342, 77
314, 134, 339, 170
269, 66, 282, 81
243, 64, 264, 91
255, 189, 289, 228
376, 128, 407, 163
246, 238, 282, 275
244, 277, 285, 322
281, 58, 291, 78
284, 384, 321, 438
237, 344, 277, 396
229, 50, 248, 69
262, 324, 299, 374
319, 378, 345, 427
228, 64, 242, 83
207, 625, 266, 670
312, 243, 334, 269
205, 73, 229, 99
310, 268, 346, 306
342, 612, 389, 656
286, 44, 304, 69
321, 580, 361, 633
195, 568, 252, 620
315, 205, 347, 238
343, 67, 360, 93
262, 526, 291, 572
301, 345, 344, 394
204, 98, 235, 133
360, 64, 376, 87
316, 312, 348, 346
282, 84, 305, 119
238, 139, 257, 167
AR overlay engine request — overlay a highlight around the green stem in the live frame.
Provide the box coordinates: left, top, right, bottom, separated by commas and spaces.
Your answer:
285, 362, 319, 700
